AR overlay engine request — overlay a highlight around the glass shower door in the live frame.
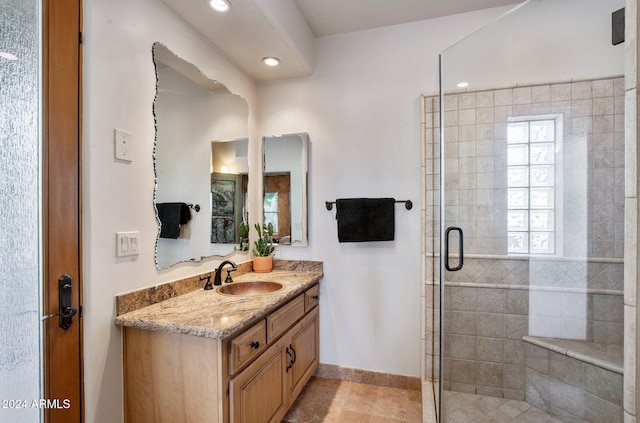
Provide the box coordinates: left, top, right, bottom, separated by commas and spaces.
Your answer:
433, 0, 626, 421
0, 1, 43, 422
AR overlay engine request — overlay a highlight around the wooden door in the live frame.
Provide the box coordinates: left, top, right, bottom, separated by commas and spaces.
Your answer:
288, 308, 319, 402
42, 0, 83, 421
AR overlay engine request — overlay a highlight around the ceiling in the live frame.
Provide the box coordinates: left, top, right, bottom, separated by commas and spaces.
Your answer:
293, 0, 522, 37
160, 0, 522, 82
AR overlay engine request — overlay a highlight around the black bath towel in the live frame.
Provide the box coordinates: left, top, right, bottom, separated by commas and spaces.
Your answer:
335, 198, 395, 242
156, 202, 191, 239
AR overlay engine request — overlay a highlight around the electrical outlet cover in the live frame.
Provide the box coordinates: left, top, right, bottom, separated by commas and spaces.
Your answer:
114, 128, 132, 162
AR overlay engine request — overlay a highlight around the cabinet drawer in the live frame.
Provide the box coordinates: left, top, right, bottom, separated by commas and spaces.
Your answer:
229, 320, 267, 375
267, 294, 304, 343
304, 285, 319, 311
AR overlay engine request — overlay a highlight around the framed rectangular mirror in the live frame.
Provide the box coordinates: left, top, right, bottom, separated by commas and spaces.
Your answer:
262, 133, 309, 246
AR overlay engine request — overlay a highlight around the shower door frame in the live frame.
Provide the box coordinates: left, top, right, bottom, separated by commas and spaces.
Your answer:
437, 54, 446, 422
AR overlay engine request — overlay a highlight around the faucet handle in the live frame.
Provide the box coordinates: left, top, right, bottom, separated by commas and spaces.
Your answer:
225, 269, 236, 283
200, 274, 213, 290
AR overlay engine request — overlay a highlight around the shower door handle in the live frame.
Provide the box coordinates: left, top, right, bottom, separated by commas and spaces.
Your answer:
445, 227, 464, 271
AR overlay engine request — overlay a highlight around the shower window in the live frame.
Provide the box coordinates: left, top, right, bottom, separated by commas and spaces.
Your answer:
507, 117, 559, 254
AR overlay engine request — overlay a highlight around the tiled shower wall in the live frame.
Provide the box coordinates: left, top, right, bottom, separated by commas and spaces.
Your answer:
426, 77, 626, 258
422, 76, 626, 400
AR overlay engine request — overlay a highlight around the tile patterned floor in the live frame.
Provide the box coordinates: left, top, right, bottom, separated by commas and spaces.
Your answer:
442, 391, 564, 423
283, 378, 564, 423
282, 377, 422, 423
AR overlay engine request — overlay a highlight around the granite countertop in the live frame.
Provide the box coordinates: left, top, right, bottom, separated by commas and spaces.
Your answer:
114, 270, 322, 340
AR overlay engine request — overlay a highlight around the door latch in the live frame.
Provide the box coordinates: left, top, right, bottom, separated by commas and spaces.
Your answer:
41, 274, 78, 330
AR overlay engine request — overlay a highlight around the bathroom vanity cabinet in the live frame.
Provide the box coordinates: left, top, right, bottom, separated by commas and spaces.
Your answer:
229, 302, 318, 422
121, 283, 320, 423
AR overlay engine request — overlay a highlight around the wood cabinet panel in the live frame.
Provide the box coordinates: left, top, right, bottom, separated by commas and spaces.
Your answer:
123, 327, 222, 423
288, 307, 319, 402
267, 294, 304, 343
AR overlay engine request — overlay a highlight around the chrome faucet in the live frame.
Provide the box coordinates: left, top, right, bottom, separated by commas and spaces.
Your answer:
214, 260, 238, 286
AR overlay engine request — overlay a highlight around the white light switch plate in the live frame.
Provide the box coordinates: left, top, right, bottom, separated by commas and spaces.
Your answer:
114, 128, 132, 162
116, 231, 140, 257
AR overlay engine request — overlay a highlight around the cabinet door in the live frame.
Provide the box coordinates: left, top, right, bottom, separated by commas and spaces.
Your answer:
288, 307, 319, 402
229, 338, 289, 423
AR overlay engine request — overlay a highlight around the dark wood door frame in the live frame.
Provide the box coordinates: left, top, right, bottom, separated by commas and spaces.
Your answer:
42, 0, 83, 421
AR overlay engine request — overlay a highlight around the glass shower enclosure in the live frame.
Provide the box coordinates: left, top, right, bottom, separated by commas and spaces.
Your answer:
424, 0, 626, 421
0, 1, 43, 422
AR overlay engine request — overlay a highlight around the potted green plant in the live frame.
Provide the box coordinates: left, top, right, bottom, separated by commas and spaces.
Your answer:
237, 221, 249, 252
252, 222, 275, 273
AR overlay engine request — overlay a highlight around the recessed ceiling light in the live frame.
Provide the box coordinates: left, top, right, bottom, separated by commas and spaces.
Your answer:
209, 0, 231, 13
262, 57, 280, 67
457, 82, 469, 88
0, 52, 18, 61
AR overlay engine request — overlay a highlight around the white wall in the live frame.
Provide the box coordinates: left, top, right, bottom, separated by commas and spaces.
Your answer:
83, 0, 257, 421
211, 139, 250, 175
257, 6, 516, 377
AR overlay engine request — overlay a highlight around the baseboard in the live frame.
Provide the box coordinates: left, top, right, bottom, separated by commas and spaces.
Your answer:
314, 363, 421, 391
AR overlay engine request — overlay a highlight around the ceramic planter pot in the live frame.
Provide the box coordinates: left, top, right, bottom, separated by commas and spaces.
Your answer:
252, 255, 273, 273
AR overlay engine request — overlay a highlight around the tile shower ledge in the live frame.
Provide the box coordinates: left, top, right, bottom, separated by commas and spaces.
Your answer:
523, 336, 623, 374
114, 270, 323, 340
440, 253, 624, 264
443, 281, 623, 296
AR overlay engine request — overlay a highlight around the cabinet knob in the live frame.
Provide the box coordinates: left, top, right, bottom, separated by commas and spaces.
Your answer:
312, 295, 319, 300
250, 341, 260, 349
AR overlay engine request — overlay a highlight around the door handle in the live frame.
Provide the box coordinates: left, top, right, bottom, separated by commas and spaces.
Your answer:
286, 347, 294, 372
445, 227, 464, 272
289, 344, 296, 365
41, 274, 78, 330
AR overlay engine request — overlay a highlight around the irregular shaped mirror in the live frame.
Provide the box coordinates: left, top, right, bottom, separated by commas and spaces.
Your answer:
262, 133, 309, 246
153, 43, 249, 269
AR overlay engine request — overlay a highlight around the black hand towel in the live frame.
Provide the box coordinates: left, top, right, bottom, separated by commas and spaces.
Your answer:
156, 202, 190, 239
179, 203, 192, 224
336, 198, 395, 242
